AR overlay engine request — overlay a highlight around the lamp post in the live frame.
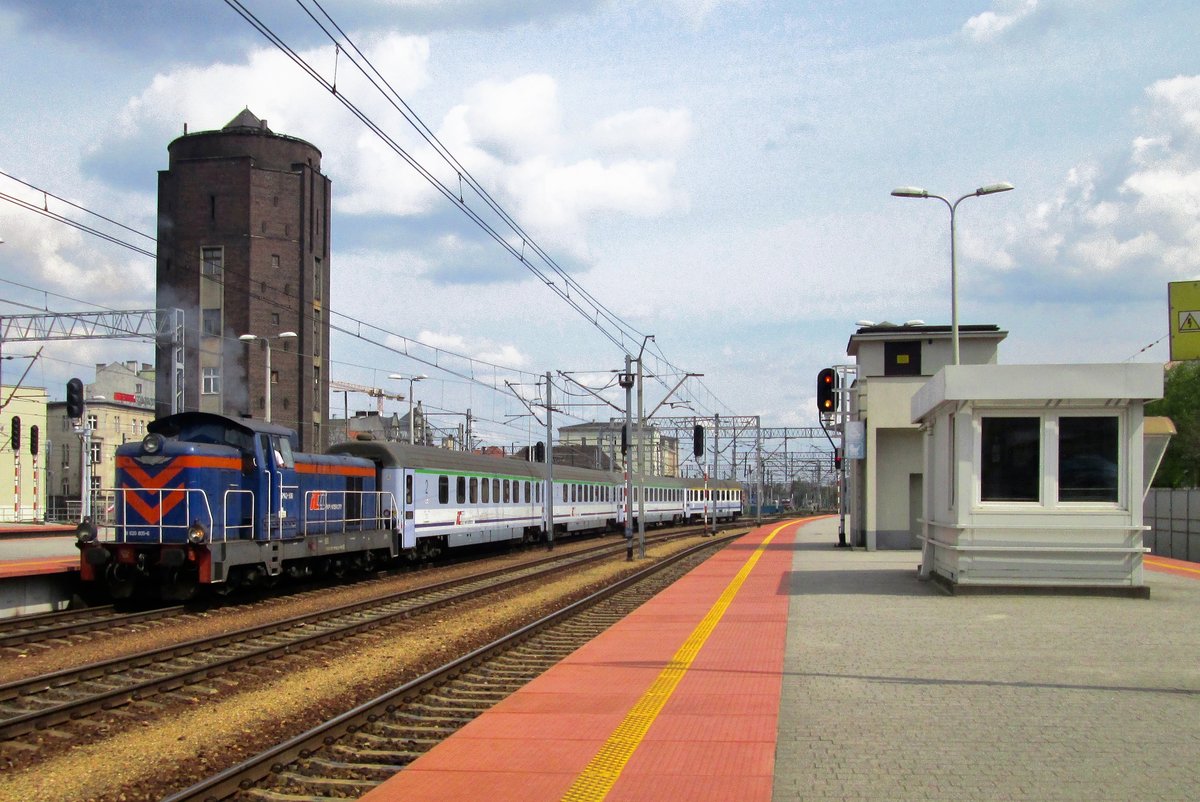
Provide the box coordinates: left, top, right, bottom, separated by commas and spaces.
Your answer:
239, 331, 297, 422
389, 374, 427, 444
891, 182, 1014, 365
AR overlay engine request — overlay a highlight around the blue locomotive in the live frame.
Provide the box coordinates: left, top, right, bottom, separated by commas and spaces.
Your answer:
77, 412, 392, 600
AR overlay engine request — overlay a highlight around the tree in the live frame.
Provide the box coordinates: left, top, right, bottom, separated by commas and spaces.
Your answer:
1145, 361, 1200, 487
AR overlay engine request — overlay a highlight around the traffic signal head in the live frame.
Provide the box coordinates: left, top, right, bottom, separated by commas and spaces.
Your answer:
534, 441, 545, 463
66, 378, 85, 419
817, 368, 838, 413
692, 424, 704, 458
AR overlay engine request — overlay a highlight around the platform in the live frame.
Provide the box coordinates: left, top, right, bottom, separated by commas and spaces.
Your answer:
361, 516, 1200, 802
0, 528, 80, 616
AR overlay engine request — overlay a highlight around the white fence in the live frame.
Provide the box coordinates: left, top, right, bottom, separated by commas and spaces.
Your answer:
1143, 488, 1200, 563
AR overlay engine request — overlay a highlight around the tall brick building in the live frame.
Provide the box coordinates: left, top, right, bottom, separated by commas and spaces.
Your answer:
154, 109, 331, 450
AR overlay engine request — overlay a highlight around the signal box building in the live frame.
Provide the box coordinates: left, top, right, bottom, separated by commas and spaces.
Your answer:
155, 109, 331, 450
845, 323, 1007, 550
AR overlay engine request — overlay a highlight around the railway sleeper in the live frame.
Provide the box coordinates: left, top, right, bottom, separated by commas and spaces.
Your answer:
273, 771, 377, 797
367, 719, 460, 738
296, 756, 400, 781
349, 729, 443, 751
329, 742, 425, 764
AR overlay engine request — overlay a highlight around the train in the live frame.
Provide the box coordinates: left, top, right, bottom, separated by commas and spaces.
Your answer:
76, 411, 744, 601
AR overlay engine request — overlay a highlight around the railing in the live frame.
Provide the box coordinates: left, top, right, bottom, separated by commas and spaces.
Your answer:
93, 488, 216, 544
222, 489, 256, 541
301, 491, 399, 536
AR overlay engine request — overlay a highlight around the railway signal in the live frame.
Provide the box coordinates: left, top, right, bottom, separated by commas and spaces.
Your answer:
692, 424, 704, 458
817, 368, 837, 413
66, 377, 85, 419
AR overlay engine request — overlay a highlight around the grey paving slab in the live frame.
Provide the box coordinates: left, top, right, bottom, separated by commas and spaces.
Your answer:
775, 517, 1200, 801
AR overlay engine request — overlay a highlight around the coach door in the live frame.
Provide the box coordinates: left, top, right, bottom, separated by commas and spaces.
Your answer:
259, 434, 300, 540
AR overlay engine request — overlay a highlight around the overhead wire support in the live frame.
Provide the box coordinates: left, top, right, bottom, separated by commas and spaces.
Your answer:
228, 0, 656, 359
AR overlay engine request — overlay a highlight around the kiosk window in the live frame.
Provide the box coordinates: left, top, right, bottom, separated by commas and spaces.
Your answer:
981, 417, 1040, 502
1059, 417, 1118, 502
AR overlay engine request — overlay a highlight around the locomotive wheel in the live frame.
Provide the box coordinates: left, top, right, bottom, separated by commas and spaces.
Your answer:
105, 564, 137, 600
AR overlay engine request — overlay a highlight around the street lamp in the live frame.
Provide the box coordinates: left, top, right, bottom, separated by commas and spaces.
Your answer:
891, 181, 1014, 365
239, 331, 297, 422
389, 373, 427, 444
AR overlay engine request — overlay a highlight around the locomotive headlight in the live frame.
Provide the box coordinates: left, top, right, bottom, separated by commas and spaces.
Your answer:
75, 518, 98, 546
187, 522, 208, 545
142, 433, 165, 454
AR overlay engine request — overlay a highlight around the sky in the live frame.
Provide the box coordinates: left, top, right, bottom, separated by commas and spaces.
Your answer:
1, 0, 1199, 451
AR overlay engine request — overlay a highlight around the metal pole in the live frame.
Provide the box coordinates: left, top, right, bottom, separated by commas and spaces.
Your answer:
264, 342, 272, 423
636, 357, 645, 559
408, 379, 415, 444
544, 372, 554, 550
949, 202, 959, 366
756, 417, 764, 524
710, 412, 719, 534
622, 355, 634, 561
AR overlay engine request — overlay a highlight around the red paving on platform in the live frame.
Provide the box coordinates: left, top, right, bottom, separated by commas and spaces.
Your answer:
0, 555, 79, 580
361, 518, 807, 802
1145, 554, 1200, 579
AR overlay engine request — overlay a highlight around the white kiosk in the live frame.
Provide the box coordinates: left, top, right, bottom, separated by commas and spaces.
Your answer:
911, 363, 1164, 595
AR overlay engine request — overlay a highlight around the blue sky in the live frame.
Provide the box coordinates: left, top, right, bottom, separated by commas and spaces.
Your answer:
1, 0, 1198, 446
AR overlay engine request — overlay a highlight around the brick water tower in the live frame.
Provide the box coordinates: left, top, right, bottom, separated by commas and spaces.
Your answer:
155, 109, 331, 450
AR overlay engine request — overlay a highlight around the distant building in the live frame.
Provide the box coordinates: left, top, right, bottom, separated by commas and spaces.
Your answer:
1, 386, 49, 522
87, 361, 155, 409
46, 390, 155, 520
155, 109, 331, 450
558, 420, 679, 476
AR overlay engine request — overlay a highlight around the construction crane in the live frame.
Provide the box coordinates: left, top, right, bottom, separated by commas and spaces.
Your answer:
329, 380, 405, 414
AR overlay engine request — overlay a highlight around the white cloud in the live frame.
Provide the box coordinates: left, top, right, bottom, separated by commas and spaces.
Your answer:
963, 0, 1040, 42
435, 74, 690, 258
589, 108, 692, 157
415, 329, 531, 368
988, 74, 1200, 292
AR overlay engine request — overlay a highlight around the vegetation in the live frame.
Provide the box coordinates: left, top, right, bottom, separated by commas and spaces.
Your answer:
1146, 361, 1200, 487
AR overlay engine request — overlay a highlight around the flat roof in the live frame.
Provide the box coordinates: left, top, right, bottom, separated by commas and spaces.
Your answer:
912, 363, 1165, 422
846, 323, 1006, 356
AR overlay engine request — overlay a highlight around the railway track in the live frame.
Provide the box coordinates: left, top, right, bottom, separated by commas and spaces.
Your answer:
0, 529, 708, 745
164, 533, 736, 802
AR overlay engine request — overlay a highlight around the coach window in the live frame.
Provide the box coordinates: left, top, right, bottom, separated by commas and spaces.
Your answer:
980, 417, 1040, 502
438, 476, 449, 505
457, 476, 466, 504
504, 480, 511, 503
470, 477, 478, 504
562, 484, 568, 503
1059, 416, 1119, 503
524, 481, 531, 503
492, 479, 500, 504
